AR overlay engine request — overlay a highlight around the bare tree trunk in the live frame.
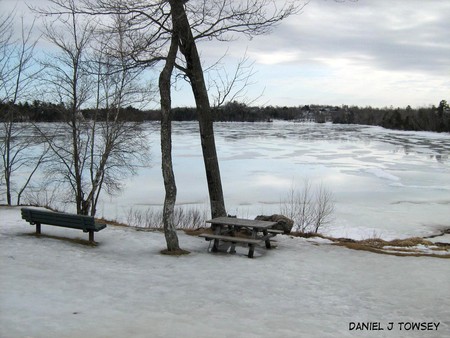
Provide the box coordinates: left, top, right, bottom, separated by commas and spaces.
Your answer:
3, 121, 12, 206
71, 120, 84, 214
170, 0, 227, 218
159, 32, 182, 252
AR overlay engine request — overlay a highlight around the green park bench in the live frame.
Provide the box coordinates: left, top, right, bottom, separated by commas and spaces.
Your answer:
21, 208, 107, 243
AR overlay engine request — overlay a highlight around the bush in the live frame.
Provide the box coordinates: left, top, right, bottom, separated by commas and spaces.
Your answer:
280, 181, 335, 233
125, 206, 208, 229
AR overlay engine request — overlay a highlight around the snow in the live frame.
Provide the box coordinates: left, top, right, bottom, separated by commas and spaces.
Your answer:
364, 168, 400, 182
1, 206, 449, 338
429, 234, 450, 244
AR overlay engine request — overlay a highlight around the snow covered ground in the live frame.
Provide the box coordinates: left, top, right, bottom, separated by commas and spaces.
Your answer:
1, 206, 449, 338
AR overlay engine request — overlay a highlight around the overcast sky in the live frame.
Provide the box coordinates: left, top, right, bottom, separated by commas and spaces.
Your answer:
2, 0, 450, 108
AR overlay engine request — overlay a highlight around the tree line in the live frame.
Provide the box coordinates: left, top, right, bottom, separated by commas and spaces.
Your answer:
330, 101, 450, 133
3, 99, 449, 132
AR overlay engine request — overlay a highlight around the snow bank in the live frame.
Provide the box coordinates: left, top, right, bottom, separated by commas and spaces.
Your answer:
1, 206, 449, 338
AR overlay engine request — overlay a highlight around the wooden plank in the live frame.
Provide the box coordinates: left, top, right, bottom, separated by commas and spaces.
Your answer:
267, 229, 284, 234
206, 217, 277, 229
32, 212, 95, 225
22, 208, 94, 221
198, 233, 262, 245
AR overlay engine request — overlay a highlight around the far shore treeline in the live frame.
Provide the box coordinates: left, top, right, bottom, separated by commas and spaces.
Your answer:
1, 99, 449, 133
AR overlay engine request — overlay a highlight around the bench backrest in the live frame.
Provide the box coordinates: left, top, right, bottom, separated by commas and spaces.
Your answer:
21, 208, 96, 231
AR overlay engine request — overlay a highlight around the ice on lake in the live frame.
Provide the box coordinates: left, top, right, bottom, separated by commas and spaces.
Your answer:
96, 121, 449, 240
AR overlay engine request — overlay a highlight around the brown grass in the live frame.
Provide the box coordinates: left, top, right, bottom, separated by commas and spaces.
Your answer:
289, 232, 450, 259
334, 242, 450, 259
95, 217, 129, 228
183, 227, 210, 236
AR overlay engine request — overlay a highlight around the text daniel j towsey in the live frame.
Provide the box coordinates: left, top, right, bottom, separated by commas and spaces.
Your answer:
349, 322, 440, 331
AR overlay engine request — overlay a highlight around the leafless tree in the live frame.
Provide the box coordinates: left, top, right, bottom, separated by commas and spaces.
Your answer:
37, 1, 95, 214
0, 12, 40, 103
159, 33, 182, 252
36, 1, 150, 215
280, 180, 334, 233
0, 10, 46, 205
85, 13, 153, 216
168, 0, 304, 219
208, 52, 260, 108
165, 0, 302, 249
312, 183, 335, 233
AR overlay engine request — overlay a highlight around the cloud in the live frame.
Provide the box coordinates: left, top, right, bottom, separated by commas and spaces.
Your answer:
2, 0, 448, 107
227, 0, 450, 106
248, 50, 303, 65
258, 0, 450, 76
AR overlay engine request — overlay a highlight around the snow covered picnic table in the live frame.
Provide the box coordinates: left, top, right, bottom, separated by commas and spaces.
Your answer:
199, 217, 280, 258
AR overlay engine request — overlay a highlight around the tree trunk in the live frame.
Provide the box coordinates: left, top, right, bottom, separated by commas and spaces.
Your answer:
3, 120, 12, 206
5, 168, 12, 206
170, 0, 227, 218
159, 33, 181, 252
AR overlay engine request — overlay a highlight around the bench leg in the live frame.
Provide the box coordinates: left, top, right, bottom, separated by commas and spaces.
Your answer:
263, 229, 272, 249
36, 223, 41, 235
211, 224, 223, 252
229, 242, 236, 254
89, 231, 94, 243
212, 239, 219, 252
229, 227, 237, 254
248, 244, 255, 258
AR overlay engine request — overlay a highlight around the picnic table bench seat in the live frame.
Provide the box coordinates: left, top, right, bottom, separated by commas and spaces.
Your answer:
199, 233, 266, 257
266, 229, 284, 235
199, 227, 279, 258
198, 233, 264, 245
21, 208, 106, 243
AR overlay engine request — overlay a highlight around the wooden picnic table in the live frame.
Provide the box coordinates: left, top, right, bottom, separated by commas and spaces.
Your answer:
199, 216, 281, 258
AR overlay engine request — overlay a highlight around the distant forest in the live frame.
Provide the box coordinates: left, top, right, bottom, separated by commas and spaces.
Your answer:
1, 99, 449, 133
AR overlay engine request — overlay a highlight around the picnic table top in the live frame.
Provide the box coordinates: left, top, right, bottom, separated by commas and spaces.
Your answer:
206, 217, 278, 229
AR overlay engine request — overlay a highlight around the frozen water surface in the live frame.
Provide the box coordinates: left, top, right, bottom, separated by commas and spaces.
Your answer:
2, 122, 448, 240
96, 121, 449, 240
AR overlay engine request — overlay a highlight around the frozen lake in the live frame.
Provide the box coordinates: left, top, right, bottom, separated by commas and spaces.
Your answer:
97, 121, 450, 240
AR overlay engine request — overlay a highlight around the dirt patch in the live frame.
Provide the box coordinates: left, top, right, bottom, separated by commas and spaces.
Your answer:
160, 248, 190, 256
